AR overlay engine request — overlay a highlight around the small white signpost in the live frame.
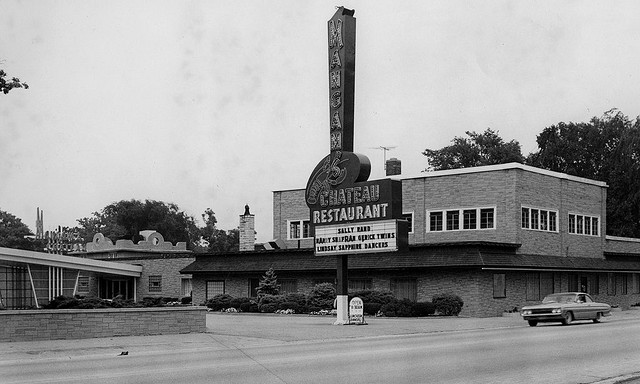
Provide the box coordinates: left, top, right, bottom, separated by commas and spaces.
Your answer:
349, 297, 366, 325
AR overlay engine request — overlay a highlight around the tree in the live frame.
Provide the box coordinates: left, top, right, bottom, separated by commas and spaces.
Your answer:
256, 268, 280, 296
527, 109, 640, 237
0, 209, 42, 250
76, 199, 199, 247
0, 69, 28, 94
423, 128, 524, 171
194, 208, 239, 253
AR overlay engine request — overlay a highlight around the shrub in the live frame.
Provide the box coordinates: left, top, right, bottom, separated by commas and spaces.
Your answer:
260, 303, 278, 313
240, 301, 259, 313
413, 301, 436, 317
432, 293, 464, 316
141, 297, 164, 307
230, 297, 250, 310
308, 283, 336, 310
363, 302, 382, 316
278, 301, 301, 313
282, 293, 308, 313
205, 294, 234, 311
380, 299, 414, 317
181, 296, 193, 305
351, 290, 396, 306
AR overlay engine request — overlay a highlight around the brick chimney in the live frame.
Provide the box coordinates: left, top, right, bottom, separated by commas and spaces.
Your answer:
239, 204, 255, 251
386, 158, 401, 176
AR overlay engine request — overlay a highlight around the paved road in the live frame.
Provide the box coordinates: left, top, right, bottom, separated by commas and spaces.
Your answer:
2, 311, 640, 383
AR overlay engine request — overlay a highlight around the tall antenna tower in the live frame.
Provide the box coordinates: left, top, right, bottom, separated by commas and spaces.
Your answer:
370, 145, 397, 170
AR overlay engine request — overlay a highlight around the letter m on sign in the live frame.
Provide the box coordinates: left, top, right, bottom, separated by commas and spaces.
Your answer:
329, 19, 343, 49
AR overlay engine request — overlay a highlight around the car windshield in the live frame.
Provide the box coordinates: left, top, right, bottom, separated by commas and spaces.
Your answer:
542, 294, 576, 304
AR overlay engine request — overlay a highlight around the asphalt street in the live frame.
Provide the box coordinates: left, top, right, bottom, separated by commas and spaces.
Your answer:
1, 309, 640, 383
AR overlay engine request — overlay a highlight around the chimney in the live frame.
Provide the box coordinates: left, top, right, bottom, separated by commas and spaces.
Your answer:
386, 158, 401, 176
239, 204, 255, 251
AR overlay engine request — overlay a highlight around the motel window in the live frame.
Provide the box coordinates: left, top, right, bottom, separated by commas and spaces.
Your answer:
279, 279, 298, 294
493, 274, 506, 298
77, 276, 90, 293
148, 276, 162, 292
568, 213, 600, 237
633, 274, 640, 294
428, 207, 495, 232
249, 278, 260, 297
521, 206, 559, 233
288, 220, 311, 240
401, 212, 414, 234
526, 272, 554, 301
391, 278, 417, 301
620, 274, 629, 295
180, 278, 192, 297
349, 279, 373, 292
206, 280, 225, 300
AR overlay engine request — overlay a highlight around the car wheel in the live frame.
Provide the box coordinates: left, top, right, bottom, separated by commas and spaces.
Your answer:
562, 311, 573, 325
593, 312, 602, 323
528, 320, 538, 327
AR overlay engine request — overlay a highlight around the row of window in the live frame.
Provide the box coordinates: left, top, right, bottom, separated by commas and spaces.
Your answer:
492, 272, 640, 299
287, 207, 600, 239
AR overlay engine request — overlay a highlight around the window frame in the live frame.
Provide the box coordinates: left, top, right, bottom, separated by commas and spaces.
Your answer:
427, 207, 496, 233
401, 211, 414, 234
206, 280, 225, 300
287, 219, 312, 240
567, 212, 600, 237
148, 275, 162, 293
521, 206, 559, 233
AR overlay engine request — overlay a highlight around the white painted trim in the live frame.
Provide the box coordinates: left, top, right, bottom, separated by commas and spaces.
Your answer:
27, 264, 39, 309
404, 162, 608, 188
606, 236, 640, 243
0, 247, 142, 277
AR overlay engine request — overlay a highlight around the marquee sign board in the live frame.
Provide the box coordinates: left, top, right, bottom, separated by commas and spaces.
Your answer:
314, 219, 408, 256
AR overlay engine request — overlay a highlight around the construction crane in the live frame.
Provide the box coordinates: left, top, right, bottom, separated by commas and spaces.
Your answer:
370, 146, 397, 170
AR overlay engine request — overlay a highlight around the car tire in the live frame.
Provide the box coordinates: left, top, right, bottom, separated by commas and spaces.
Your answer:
528, 320, 538, 327
593, 312, 602, 323
562, 311, 573, 325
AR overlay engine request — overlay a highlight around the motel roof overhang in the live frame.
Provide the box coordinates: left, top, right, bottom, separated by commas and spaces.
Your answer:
180, 242, 640, 275
0, 247, 142, 277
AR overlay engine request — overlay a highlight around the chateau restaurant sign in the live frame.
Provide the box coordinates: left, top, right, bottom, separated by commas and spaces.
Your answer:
305, 7, 406, 258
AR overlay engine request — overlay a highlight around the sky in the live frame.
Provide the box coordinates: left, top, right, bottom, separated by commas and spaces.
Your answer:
2, 1, 640, 243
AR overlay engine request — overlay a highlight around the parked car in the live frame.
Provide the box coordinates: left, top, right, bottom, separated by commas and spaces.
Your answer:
521, 292, 611, 326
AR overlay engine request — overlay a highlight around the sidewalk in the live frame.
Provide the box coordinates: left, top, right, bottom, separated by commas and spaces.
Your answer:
1, 308, 639, 365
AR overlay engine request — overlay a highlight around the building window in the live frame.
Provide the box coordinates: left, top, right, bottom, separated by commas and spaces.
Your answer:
180, 278, 192, 297
568, 213, 600, 237
521, 206, 559, 233
401, 212, 414, 234
288, 220, 311, 240
633, 274, 640, 294
349, 279, 372, 292
446, 210, 460, 231
427, 207, 495, 232
148, 276, 162, 292
206, 280, 225, 299
493, 274, 506, 298
279, 279, 298, 294
391, 278, 417, 301
77, 276, 90, 293
526, 272, 555, 301
429, 211, 443, 231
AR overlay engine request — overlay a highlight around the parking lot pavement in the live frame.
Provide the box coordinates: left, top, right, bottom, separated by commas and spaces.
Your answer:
1, 308, 639, 364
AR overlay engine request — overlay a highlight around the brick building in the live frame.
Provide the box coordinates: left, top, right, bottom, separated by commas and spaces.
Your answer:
74, 231, 194, 301
182, 163, 640, 317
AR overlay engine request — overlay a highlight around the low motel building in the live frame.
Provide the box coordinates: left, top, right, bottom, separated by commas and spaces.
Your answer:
182, 163, 640, 317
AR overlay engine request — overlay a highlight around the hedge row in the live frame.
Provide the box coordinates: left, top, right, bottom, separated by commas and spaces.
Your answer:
43, 295, 192, 309
204, 285, 464, 317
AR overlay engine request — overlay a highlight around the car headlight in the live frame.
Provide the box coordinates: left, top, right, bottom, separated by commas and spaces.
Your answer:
522, 310, 532, 315
551, 308, 562, 314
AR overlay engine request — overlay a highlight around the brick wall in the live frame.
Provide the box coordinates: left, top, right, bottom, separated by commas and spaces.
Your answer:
0, 307, 206, 342
133, 257, 195, 299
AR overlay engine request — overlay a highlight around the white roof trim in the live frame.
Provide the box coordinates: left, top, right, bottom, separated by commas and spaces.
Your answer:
404, 163, 608, 187
606, 235, 640, 244
0, 247, 142, 277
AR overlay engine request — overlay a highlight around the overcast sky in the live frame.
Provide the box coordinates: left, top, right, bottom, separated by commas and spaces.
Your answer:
2, 1, 640, 242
